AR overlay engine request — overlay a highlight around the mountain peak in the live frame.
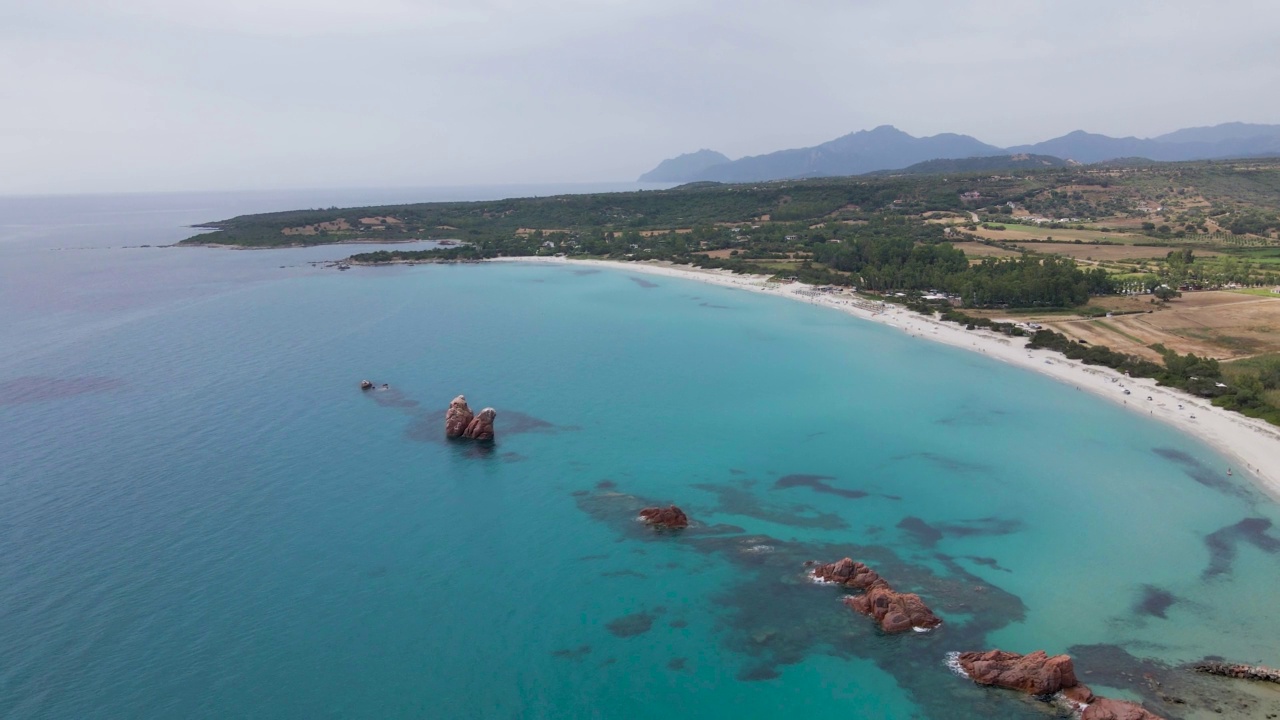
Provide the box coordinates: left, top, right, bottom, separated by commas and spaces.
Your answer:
638, 122, 1280, 183
638, 149, 731, 183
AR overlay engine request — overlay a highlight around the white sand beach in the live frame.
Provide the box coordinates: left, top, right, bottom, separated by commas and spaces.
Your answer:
493, 256, 1280, 500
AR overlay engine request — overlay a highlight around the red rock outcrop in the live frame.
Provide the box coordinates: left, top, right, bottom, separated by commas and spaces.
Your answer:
811, 558, 887, 590
445, 395, 474, 438
845, 586, 943, 633
1081, 698, 1164, 720
955, 650, 1164, 718
812, 557, 941, 633
638, 505, 689, 529
1061, 684, 1096, 705
956, 650, 1080, 696
462, 407, 496, 441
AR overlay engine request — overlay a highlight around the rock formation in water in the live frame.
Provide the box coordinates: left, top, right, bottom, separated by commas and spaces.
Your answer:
1080, 698, 1165, 720
954, 650, 1165, 718
845, 586, 942, 633
462, 407, 496, 441
445, 395, 475, 438
812, 557, 941, 633
638, 505, 689, 529
956, 650, 1080, 696
811, 557, 886, 590
1194, 661, 1280, 684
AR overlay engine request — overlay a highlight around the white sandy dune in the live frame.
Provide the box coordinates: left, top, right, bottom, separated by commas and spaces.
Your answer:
492, 256, 1280, 500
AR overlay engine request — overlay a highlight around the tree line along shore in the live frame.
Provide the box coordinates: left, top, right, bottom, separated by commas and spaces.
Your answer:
183, 158, 1280, 427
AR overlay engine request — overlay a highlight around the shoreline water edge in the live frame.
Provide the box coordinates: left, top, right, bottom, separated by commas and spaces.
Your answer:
485, 256, 1280, 500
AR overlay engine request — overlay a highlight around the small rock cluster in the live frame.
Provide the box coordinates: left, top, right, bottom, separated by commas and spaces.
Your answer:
445, 395, 496, 441
638, 505, 689, 529
810, 557, 942, 633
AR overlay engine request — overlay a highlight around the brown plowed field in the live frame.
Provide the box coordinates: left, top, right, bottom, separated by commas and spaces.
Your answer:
1041, 292, 1280, 360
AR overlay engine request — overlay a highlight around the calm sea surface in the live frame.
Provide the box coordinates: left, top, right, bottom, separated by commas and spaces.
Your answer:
2, 188, 1278, 719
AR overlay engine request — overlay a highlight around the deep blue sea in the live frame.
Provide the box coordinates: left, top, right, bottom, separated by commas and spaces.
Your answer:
2, 188, 1279, 719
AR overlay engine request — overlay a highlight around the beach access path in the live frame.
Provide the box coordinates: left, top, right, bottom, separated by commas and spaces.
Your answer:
490, 256, 1280, 500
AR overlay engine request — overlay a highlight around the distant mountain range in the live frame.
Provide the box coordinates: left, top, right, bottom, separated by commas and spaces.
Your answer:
639, 122, 1280, 182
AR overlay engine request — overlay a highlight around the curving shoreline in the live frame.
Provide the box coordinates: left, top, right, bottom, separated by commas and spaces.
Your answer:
487, 256, 1280, 500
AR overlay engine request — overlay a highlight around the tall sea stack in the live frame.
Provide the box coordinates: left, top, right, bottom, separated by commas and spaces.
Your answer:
463, 407, 496, 441
445, 395, 474, 438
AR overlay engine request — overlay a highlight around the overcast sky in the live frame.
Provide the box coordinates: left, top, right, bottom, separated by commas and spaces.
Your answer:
2, 0, 1278, 194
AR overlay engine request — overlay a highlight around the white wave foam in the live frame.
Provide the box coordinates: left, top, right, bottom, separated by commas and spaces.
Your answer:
944, 652, 970, 679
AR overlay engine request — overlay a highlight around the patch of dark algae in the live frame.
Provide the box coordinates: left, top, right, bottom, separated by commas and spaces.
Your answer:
574, 486, 1076, 719
1070, 644, 1280, 719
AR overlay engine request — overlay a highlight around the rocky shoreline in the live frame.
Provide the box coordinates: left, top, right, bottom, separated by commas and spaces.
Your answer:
1194, 661, 1280, 684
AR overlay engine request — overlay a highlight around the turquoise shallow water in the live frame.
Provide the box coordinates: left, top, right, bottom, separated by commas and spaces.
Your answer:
2, 193, 1280, 719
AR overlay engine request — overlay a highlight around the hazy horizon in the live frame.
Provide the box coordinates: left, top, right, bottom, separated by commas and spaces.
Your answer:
3, 0, 1278, 194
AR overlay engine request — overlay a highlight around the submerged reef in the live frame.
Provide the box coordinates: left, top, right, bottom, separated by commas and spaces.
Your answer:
1070, 644, 1280, 719
575, 484, 1032, 718
1202, 517, 1280, 579
577, 483, 1280, 719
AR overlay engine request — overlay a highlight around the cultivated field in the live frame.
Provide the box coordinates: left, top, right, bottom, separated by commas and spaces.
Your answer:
1038, 292, 1280, 361
948, 242, 1023, 259
968, 225, 1139, 243
1011, 242, 1223, 261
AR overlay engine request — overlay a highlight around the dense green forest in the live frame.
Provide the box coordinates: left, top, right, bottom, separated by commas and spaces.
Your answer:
182, 157, 1280, 311
351, 215, 1115, 309
185, 159, 1280, 250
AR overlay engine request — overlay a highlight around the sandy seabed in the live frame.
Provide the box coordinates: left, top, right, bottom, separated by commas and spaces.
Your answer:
491, 256, 1280, 500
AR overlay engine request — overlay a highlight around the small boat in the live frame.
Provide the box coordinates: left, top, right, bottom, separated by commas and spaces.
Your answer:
338, 264, 351, 271
360, 380, 374, 390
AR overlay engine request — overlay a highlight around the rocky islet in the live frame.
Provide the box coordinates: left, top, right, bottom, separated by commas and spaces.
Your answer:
809, 557, 942, 633
638, 505, 689, 529
444, 394, 496, 442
